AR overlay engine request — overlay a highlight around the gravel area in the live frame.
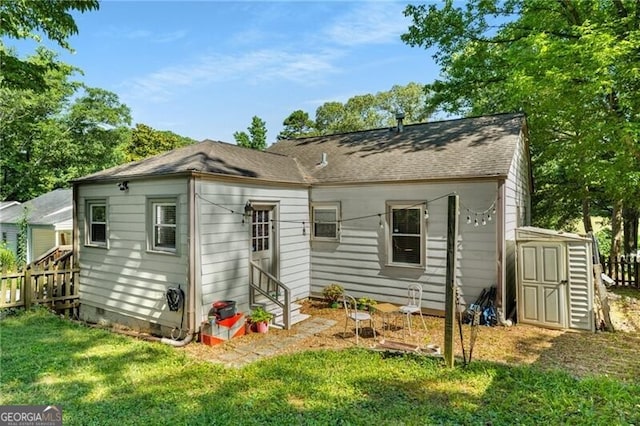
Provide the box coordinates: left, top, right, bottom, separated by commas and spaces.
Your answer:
184, 290, 640, 381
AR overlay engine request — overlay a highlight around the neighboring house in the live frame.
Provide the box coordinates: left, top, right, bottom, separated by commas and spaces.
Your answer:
0, 189, 72, 263
72, 113, 531, 340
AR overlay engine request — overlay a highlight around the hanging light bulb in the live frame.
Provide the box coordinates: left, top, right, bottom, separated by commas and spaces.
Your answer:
474, 213, 479, 227
379, 214, 383, 229
481, 215, 487, 226
487, 213, 492, 222
302, 221, 306, 236
424, 208, 429, 220
466, 209, 471, 224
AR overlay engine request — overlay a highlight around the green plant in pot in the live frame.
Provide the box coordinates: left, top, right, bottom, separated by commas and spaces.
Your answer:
322, 283, 344, 308
248, 307, 274, 333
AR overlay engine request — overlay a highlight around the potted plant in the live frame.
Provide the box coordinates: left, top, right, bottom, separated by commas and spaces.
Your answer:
357, 297, 377, 311
322, 283, 344, 308
247, 307, 274, 333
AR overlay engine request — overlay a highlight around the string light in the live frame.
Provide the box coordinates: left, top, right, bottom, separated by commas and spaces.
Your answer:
378, 214, 384, 229
460, 199, 497, 227
302, 221, 306, 236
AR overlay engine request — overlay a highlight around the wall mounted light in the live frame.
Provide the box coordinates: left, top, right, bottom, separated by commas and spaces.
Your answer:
118, 181, 129, 191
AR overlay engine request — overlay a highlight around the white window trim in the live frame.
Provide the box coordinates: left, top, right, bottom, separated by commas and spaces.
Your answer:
386, 201, 426, 268
86, 200, 107, 247
148, 198, 178, 254
311, 202, 340, 241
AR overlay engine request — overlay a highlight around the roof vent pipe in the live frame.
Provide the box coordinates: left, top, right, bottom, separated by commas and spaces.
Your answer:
396, 111, 405, 133
319, 152, 328, 167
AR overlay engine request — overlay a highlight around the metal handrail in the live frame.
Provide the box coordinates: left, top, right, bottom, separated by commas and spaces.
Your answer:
249, 260, 291, 329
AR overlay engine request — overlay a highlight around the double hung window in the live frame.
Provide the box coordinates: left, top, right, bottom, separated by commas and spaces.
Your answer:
388, 202, 425, 266
311, 203, 340, 241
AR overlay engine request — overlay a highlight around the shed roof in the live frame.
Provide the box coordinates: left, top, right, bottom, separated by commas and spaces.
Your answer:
73, 140, 307, 184
268, 113, 526, 184
515, 226, 591, 242
0, 189, 72, 227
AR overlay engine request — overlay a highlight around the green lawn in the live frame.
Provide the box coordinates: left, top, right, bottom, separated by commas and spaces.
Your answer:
1, 308, 639, 425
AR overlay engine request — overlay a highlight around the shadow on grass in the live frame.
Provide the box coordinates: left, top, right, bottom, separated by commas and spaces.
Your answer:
2, 308, 640, 425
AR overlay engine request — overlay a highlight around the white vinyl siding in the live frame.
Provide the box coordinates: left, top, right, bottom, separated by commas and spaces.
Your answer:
77, 178, 189, 328
310, 181, 498, 312
504, 131, 532, 313
311, 202, 340, 241
196, 180, 310, 320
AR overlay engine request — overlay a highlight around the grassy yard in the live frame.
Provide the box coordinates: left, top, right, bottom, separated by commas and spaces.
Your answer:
1, 308, 639, 425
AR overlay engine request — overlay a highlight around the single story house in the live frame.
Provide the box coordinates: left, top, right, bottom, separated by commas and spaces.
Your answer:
72, 113, 531, 341
1, 189, 72, 263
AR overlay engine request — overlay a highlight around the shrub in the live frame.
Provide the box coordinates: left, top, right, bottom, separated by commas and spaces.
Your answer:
322, 283, 344, 303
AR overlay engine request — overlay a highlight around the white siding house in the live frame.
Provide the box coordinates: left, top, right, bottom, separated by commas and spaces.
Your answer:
0, 189, 72, 263
73, 113, 531, 339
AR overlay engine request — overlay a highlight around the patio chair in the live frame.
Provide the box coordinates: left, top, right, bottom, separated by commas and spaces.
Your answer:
399, 283, 427, 336
342, 293, 376, 344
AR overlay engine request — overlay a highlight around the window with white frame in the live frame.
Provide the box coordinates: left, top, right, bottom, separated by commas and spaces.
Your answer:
87, 201, 107, 246
388, 202, 425, 266
150, 200, 177, 252
312, 202, 340, 240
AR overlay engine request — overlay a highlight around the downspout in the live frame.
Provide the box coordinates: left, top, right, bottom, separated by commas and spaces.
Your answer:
159, 176, 197, 347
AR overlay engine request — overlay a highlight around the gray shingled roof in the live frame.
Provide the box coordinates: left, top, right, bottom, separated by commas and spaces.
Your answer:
73, 140, 307, 184
0, 189, 71, 226
72, 113, 525, 186
267, 113, 526, 184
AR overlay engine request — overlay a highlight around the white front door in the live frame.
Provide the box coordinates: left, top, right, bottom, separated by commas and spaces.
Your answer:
251, 205, 276, 276
518, 242, 567, 329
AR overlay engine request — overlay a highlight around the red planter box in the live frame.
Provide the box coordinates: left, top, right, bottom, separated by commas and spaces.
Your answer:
201, 313, 245, 346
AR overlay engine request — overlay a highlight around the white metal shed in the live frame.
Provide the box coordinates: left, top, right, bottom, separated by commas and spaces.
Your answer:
515, 227, 594, 331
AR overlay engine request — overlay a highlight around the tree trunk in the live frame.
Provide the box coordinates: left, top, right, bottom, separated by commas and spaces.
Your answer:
581, 194, 593, 234
623, 206, 639, 255
610, 200, 623, 261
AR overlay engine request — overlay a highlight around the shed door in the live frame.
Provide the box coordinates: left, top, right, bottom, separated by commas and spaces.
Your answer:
518, 243, 567, 329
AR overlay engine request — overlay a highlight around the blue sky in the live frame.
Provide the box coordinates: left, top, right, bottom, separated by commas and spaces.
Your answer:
14, 1, 440, 144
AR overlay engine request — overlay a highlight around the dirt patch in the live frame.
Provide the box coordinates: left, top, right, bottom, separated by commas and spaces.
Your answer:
184, 292, 640, 381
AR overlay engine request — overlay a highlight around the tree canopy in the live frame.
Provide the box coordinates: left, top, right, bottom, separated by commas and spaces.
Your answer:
0, 49, 131, 202
0, 0, 99, 92
402, 0, 640, 255
234, 116, 267, 150
125, 123, 196, 162
278, 82, 434, 139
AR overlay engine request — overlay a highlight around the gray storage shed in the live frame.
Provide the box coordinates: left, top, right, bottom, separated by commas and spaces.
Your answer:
516, 227, 594, 331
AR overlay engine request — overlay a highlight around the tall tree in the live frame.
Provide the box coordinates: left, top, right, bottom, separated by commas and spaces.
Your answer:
234, 116, 267, 150
125, 123, 195, 162
0, 50, 131, 201
280, 82, 434, 138
0, 0, 99, 92
277, 110, 316, 139
402, 0, 640, 257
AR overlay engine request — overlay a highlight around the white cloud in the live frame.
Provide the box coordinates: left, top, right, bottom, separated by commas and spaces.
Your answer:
99, 27, 187, 43
121, 48, 342, 102
323, 2, 409, 46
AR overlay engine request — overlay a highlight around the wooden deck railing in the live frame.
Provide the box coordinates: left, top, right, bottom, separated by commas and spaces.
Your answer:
1, 247, 79, 316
